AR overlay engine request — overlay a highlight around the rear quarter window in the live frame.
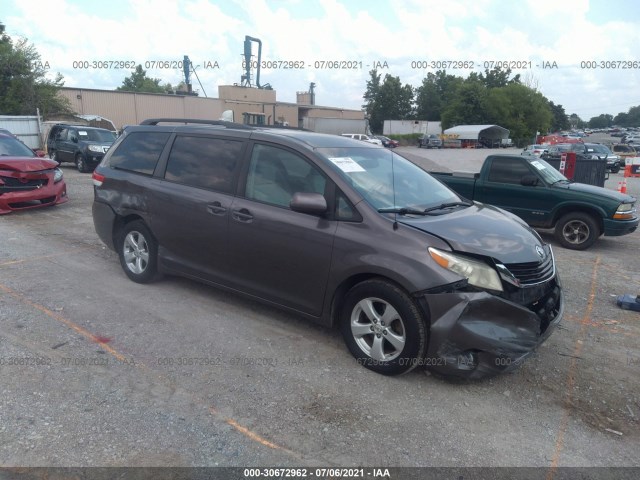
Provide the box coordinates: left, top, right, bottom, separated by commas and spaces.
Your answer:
164, 135, 243, 193
108, 132, 170, 175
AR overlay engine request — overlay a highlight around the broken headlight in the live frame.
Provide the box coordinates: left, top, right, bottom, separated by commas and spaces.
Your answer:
428, 247, 503, 292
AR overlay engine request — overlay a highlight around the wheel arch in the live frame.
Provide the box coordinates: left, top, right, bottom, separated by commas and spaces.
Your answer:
112, 213, 150, 250
327, 273, 425, 328
551, 204, 604, 235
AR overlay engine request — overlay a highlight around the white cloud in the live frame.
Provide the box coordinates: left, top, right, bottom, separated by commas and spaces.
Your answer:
4, 0, 640, 118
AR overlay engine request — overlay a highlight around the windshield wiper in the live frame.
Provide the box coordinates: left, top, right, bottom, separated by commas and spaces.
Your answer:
378, 201, 472, 216
422, 201, 473, 213
378, 207, 436, 216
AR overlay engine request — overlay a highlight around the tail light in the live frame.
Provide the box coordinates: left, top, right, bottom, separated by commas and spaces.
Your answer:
92, 171, 105, 187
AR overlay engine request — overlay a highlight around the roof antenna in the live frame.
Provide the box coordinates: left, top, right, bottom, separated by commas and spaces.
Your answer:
391, 151, 398, 230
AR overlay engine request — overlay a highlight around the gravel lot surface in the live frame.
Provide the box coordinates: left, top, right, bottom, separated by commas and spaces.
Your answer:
0, 138, 639, 475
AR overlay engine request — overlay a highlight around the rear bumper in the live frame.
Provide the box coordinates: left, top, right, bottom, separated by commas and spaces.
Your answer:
419, 275, 563, 379
603, 217, 639, 237
92, 200, 117, 250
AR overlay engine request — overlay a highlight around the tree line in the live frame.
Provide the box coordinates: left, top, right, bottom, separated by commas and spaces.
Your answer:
362, 68, 570, 145
363, 68, 640, 143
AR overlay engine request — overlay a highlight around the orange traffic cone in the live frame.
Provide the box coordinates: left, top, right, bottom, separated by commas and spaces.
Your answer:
617, 181, 622, 193
621, 179, 627, 194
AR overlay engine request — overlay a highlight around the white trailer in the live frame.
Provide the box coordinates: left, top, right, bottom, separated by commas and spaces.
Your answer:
302, 117, 369, 135
383, 120, 442, 136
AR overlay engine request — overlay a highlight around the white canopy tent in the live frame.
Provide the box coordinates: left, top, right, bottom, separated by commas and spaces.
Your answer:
444, 124, 510, 147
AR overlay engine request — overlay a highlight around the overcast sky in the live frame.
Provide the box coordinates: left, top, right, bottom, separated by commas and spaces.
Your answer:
4, 0, 640, 121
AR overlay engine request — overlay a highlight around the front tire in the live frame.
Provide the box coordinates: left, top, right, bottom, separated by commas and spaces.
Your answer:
554, 212, 599, 250
50, 150, 61, 165
340, 279, 427, 376
118, 221, 160, 283
75, 153, 88, 173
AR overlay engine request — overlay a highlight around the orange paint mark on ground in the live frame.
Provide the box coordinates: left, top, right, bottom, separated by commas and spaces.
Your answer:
0, 282, 126, 362
546, 256, 600, 480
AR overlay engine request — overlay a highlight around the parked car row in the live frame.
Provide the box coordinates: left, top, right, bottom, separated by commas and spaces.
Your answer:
540, 143, 622, 173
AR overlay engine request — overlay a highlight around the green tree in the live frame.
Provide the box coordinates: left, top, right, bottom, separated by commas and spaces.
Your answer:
440, 79, 487, 128
362, 70, 414, 133
479, 67, 520, 88
588, 113, 613, 129
613, 106, 640, 127
548, 101, 570, 132
116, 65, 165, 93
569, 113, 586, 129
496, 83, 552, 145
414, 70, 463, 121
0, 33, 71, 117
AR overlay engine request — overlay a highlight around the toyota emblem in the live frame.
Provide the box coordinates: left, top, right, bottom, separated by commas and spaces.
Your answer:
535, 245, 545, 259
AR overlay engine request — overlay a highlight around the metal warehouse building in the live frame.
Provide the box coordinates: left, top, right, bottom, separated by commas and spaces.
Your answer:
57, 85, 364, 131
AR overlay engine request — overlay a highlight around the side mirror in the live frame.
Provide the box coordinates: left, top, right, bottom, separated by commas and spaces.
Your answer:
521, 175, 539, 186
290, 192, 327, 215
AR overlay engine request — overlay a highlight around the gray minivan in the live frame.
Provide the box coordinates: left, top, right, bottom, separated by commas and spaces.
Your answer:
92, 119, 563, 378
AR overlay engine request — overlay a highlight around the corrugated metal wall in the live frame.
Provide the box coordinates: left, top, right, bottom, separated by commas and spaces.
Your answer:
0, 115, 42, 148
59, 88, 226, 129
58, 87, 364, 130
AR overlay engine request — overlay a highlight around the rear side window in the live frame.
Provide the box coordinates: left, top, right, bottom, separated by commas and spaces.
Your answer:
487, 158, 533, 184
164, 136, 243, 193
109, 132, 170, 175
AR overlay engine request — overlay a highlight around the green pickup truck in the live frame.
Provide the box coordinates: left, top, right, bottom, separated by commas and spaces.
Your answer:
430, 155, 638, 250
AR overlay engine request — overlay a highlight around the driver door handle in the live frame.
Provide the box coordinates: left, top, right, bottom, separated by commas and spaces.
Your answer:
207, 202, 227, 216
232, 208, 254, 223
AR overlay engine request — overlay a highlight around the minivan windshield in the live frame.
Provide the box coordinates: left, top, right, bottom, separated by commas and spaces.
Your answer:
317, 147, 462, 212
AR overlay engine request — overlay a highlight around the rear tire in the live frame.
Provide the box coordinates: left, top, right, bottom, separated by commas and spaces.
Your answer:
554, 212, 599, 250
340, 279, 427, 376
118, 221, 160, 283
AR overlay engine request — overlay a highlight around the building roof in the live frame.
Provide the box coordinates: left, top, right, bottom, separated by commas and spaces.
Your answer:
444, 124, 509, 140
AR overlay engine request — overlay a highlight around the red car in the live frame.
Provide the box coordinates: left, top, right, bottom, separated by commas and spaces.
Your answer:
0, 133, 68, 214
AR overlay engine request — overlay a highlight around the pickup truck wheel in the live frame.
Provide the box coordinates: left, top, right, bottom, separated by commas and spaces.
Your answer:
340, 279, 427, 376
555, 212, 599, 250
611, 166, 620, 174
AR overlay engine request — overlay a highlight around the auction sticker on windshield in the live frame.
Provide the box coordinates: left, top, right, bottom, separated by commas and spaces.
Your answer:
531, 160, 547, 170
328, 157, 366, 173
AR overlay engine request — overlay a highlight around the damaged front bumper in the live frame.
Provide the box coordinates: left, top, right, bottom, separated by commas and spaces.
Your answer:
0, 169, 68, 214
417, 275, 563, 379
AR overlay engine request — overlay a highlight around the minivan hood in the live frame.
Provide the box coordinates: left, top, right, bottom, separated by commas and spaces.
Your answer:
398, 203, 545, 264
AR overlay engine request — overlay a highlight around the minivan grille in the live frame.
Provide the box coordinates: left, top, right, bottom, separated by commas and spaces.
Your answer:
504, 252, 555, 286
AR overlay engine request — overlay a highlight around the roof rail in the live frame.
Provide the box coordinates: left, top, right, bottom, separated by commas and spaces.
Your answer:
140, 118, 253, 129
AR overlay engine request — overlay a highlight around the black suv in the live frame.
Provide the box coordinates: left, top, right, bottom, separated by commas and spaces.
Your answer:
91, 118, 562, 378
47, 124, 116, 172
